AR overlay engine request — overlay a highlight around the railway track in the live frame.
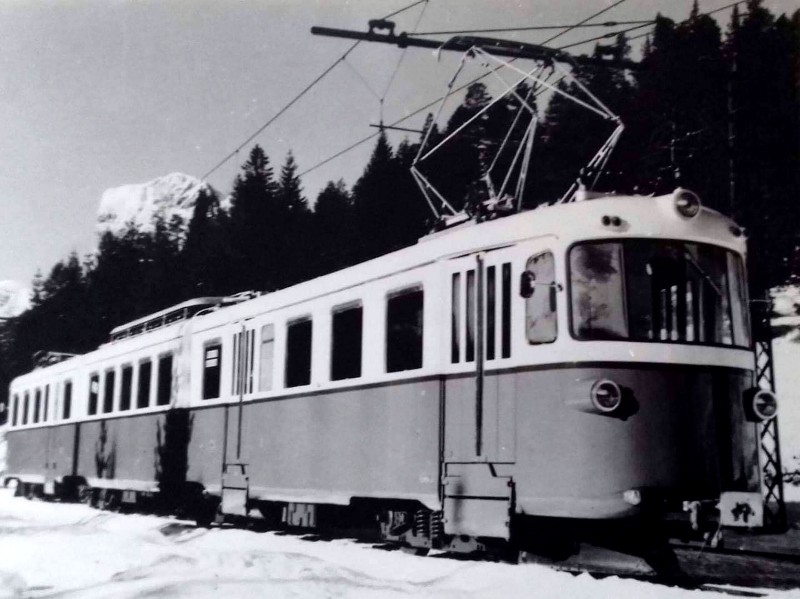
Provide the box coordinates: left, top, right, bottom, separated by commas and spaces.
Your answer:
671, 542, 800, 592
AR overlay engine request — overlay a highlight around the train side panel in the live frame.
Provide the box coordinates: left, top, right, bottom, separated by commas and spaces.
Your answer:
76, 414, 162, 490
185, 405, 225, 492
49, 424, 78, 481
236, 379, 441, 506
6, 428, 48, 482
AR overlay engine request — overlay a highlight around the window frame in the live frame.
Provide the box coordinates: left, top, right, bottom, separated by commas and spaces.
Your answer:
33, 388, 41, 423
88, 373, 100, 416
285, 315, 313, 388
330, 301, 363, 382
119, 364, 134, 411
524, 250, 559, 345
11, 393, 19, 427
103, 367, 116, 414
137, 358, 153, 409
385, 285, 425, 374
21, 391, 29, 425
63, 379, 73, 420
156, 352, 173, 406
566, 238, 751, 350
202, 339, 223, 400
258, 323, 276, 392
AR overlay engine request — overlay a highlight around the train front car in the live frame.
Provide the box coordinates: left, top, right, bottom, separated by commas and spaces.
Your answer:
436, 188, 771, 568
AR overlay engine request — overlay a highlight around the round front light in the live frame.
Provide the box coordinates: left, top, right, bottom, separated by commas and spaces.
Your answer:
590, 379, 622, 413
673, 188, 701, 219
752, 389, 778, 421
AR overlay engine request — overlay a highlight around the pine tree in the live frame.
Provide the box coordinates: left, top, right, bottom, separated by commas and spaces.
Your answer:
727, 1, 800, 291
312, 179, 356, 275
274, 151, 312, 287
352, 131, 400, 261
182, 187, 231, 297
227, 145, 279, 291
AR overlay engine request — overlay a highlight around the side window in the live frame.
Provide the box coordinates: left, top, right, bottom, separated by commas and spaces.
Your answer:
202, 341, 222, 400
22, 392, 29, 425
259, 324, 275, 392
88, 373, 99, 415
451, 273, 461, 363
386, 287, 424, 373
486, 266, 496, 360
137, 359, 152, 408
156, 353, 173, 406
33, 388, 41, 423
285, 317, 312, 388
103, 368, 116, 413
524, 252, 558, 344
120, 365, 133, 411
231, 329, 255, 395
63, 381, 72, 420
44, 385, 50, 422
501, 263, 512, 358
331, 303, 363, 381
11, 394, 18, 427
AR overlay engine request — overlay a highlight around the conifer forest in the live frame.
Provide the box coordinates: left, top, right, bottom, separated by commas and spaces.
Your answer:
0, 1, 798, 415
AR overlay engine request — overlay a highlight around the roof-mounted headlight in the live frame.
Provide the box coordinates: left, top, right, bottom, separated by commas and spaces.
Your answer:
673, 188, 701, 219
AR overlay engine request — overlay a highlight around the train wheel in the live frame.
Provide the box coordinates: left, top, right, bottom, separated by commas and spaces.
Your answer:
78, 485, 94, 507
194, 498, 221, 528
100, 490, 121, 512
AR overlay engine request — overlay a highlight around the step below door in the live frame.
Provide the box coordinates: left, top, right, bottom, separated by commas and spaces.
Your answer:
443, 462, 513, 539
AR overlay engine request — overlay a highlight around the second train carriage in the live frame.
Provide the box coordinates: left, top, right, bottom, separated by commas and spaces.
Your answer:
3, 188, 778, 555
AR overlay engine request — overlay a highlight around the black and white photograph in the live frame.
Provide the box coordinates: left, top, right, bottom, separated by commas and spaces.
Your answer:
0, 1, 799, 596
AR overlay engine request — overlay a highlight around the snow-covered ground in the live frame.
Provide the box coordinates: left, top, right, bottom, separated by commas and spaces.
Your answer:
0, 488, 798, 599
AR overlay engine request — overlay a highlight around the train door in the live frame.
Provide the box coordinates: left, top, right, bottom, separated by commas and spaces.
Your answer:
221, 319, 256, 516
44, 380, 77, 496
442, 248, 517, 539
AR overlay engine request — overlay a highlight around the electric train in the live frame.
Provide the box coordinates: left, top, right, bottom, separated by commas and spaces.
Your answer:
3, 188, 778, 563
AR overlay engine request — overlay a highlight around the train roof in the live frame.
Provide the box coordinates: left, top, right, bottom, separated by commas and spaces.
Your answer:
11, 188, 745, 385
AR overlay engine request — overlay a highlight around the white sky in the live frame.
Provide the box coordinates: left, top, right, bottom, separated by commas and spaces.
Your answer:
0, 0, 796, 285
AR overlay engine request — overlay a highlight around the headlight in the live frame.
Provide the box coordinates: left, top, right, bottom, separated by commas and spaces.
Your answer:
752, 389, 778, 421
590, 379, 622, 413
673, 188, 701, 219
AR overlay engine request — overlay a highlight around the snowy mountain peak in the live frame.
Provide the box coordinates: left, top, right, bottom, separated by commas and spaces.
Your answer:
96, 172, 214, 237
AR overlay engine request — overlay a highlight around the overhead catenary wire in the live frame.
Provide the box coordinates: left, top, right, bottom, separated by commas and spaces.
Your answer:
300, 0, 632, 178
625, 0, 752, 44
412, 20, 654, 37
557, 0, 750, 52
302, 0, 754, 179
381, 0, 430, 103
299, 69, 568, 179
200, 0, 428, 181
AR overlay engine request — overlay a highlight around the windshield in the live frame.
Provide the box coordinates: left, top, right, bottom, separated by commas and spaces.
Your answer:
569, 240, 750, 347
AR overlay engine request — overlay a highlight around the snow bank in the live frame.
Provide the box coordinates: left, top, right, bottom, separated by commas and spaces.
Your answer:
1, 489, 785, 599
